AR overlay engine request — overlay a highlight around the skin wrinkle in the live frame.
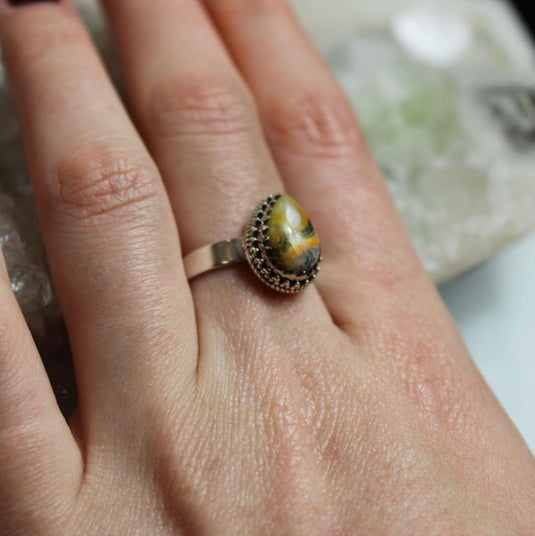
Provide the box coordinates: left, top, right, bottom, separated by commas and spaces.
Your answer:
147, 73, 256, 140
49, 150, 162, 227
263, 92, 365, 160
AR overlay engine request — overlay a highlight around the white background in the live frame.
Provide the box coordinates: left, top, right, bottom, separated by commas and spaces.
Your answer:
441, 232, 535, 454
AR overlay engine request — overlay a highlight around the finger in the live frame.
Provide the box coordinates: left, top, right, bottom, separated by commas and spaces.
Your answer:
100, 0, 281, 255
0, 255, 81, 532
0, 1, 197, 438
100, 0, 331, 356
202, 0, 436, 331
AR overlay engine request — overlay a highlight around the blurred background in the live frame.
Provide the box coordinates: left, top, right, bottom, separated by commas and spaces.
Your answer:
441, 0, 534, 455
446, 0, 535, 454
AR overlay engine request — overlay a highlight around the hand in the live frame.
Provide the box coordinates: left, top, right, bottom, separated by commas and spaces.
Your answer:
0, 1, 533, 534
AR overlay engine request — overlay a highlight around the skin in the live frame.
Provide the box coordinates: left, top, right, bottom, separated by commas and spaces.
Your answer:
0, 0, 533, 534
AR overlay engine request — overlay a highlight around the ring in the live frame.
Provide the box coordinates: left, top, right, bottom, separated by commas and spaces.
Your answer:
183, 194, 322, 293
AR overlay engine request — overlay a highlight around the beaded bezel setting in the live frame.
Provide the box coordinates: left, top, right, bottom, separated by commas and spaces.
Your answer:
243, 194, 321, 294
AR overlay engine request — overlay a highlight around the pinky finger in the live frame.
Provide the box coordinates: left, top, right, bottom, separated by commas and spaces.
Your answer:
0, 256, 81, 533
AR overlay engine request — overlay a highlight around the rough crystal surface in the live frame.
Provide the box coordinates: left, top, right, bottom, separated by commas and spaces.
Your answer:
1, 0, 535, 415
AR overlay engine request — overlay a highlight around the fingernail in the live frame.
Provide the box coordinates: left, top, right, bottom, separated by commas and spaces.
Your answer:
9, 0, 59, 5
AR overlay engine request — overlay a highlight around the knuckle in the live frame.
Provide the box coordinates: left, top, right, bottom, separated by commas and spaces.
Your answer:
147, 73, 254, 139
49, 145, 161, 227
263, 92, 363, 159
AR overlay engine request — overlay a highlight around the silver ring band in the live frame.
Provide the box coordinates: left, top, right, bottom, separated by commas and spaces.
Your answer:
184, 238, 245, 280
182, 194, 321, 294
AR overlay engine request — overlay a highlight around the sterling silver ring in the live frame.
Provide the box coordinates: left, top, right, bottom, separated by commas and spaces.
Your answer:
183, 194, 322, 294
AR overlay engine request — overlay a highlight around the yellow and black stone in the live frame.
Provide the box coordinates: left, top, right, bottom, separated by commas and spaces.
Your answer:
267, 195, 321, 273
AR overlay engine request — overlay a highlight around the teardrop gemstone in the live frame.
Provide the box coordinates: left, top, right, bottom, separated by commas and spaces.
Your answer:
267, 195, 321, 273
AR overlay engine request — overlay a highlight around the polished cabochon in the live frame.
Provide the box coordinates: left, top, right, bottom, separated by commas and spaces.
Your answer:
244, 194, 321, 293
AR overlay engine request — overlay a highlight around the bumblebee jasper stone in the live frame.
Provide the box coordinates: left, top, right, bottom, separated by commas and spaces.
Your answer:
267, 195, 321, 272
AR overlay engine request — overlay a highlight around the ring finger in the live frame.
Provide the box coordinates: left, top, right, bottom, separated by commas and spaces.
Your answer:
100, 0, 331, 364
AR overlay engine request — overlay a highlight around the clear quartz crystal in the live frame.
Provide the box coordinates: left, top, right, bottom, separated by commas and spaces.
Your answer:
1, 0, 535, 415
